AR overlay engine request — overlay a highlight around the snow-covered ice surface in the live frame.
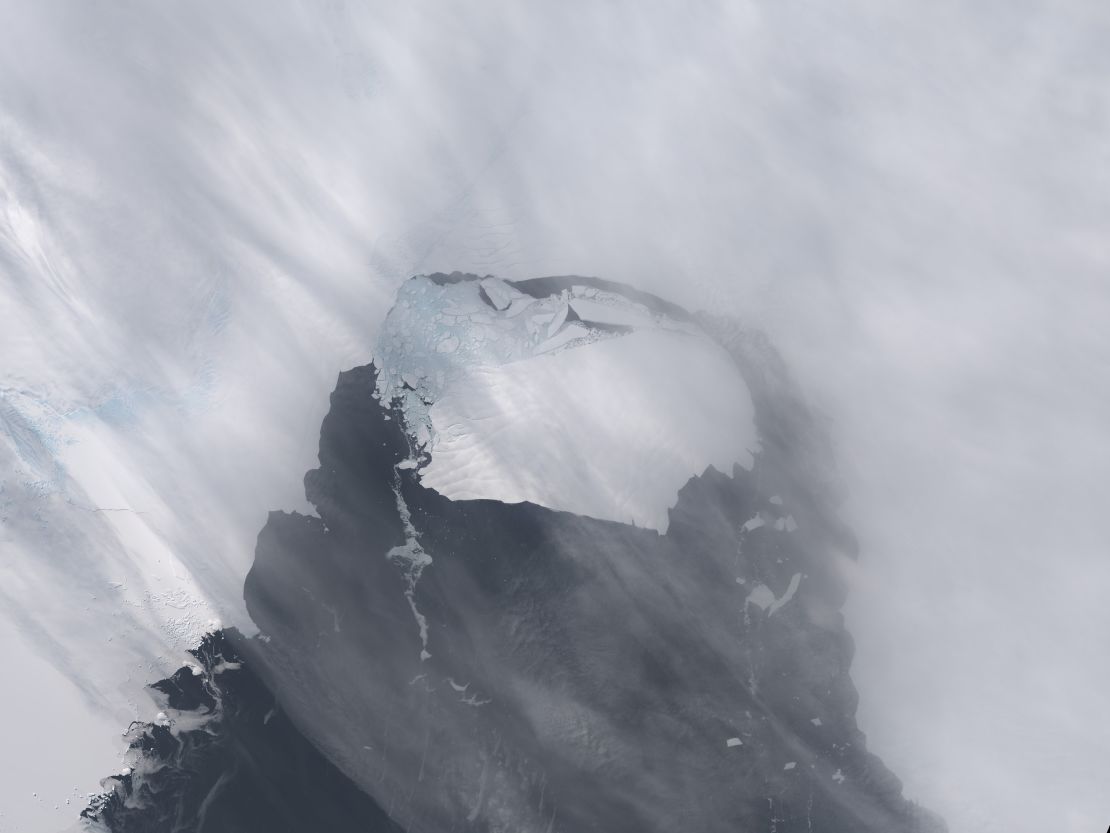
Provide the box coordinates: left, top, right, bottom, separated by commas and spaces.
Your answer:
425, 332, 753, 532
374, 276, 758, 532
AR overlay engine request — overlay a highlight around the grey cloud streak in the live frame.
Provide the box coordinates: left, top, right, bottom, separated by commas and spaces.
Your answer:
0, 1, 1107, 831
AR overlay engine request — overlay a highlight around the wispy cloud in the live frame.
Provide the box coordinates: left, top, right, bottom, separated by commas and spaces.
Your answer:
1, 2, 1107, 830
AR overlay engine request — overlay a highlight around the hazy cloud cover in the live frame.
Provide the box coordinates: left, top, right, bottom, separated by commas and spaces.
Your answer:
0, 1, 1107, 831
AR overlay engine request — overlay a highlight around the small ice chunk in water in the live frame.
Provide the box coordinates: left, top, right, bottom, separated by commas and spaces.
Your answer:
726, 737, 743, 748
745, 584, 776, 611
745, 573, 802, 615
479, 277, 517, 311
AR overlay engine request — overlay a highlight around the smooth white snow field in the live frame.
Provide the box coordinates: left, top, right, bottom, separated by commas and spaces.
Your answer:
423, 326, 757, 532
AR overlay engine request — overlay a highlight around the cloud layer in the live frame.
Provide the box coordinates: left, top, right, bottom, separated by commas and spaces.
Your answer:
1, 2, 1107, 831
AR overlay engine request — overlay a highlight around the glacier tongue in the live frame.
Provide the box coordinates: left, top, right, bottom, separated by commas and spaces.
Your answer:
373, 275, 759, 532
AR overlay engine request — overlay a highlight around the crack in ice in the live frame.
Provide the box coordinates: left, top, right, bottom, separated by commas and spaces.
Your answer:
386, 467, 433, 661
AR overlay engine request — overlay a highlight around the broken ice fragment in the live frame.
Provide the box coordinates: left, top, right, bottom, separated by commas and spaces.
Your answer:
479, 277, 517, 311
742, 515, 765, 532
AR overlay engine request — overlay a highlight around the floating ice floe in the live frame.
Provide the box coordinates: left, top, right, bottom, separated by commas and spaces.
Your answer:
742, 515, 766, 532
745, 573, 803, 616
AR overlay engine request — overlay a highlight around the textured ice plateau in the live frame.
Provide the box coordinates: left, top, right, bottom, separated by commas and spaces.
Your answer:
373, 274, 760, 532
